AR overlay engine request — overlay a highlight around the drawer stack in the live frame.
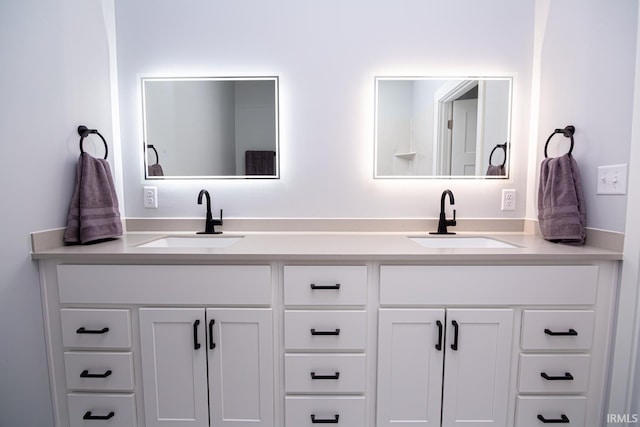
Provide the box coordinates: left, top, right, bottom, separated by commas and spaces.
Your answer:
515, 309, 595, 426
60, 308, 136, 427
283, 266, 368, 427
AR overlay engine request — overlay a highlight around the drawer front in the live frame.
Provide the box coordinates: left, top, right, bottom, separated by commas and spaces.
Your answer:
285, 354, 366, 394
521, 310, 594, 350
380, 265, 598, 306
518, 354, 590, 393
64, 352, 134, 391
284, 311, 367, 351
284, 266, 367, 306
67, 393, 136, 427
515, 396, 586, 427
285, 396, 366, 427
61, 309, 132, 349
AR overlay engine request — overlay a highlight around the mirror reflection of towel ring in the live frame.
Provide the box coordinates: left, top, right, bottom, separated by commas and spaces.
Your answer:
146, 144, 160, 165
78, 125, 108, 159
544, 125, 575, 158
489, 143, 508, 167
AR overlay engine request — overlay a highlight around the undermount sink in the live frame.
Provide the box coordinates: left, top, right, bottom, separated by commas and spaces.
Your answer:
409, 236, 517, 249
137, 236, 244, 249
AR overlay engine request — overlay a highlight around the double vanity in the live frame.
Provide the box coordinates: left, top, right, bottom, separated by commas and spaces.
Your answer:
31, 230, 622, 427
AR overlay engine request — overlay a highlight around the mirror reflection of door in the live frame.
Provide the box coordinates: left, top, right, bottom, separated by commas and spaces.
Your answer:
450, 98, 478, 175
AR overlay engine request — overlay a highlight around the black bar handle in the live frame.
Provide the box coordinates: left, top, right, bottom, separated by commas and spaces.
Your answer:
310, 283, 341, 290
541, 372, 574, 381
83, 411, 115, 420
80, 370, 112, 379
193, 319, 201, 350
311, 328, 341, 336
544, 328, 578, 336
311, 372, 340, 380
451, 320, 459, 351
209, 319, 216, 349
76, 327, 109, 334
311, 414, 339, 423
435, 320, 443, 351
537, 414, 570, 423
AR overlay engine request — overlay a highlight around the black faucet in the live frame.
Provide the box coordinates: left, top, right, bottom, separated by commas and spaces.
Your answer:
430, 189, 456, 235
197, 189, 223, 234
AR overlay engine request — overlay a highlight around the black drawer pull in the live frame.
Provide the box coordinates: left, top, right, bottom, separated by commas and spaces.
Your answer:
544, 328, 578, 336
311, 371, 340, 380
83, 411, 115, 420
311, 414, 339, 423
193, 319, 201, 350
451, 320, 459, 351
541, 372, 574, 381
310, 283, 341, 290
80, 370, 112, 379
435, 320, 443, 351
537, 414, 570, 423
310, 328, 341, 336
209, 319, 216, 350
76, 327, 109, 334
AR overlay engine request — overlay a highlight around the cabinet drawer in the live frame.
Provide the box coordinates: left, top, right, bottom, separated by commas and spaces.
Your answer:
67, 393, 136, 427
518, 354, 590, 393
521, 310, 594, 350
285, 396, 366, 427
284, 311, 367, 351
64, 352, 134, 391
284, 266, 367, 306
61, 309, 132, 349
285, 354, 366, 394
515, 396, 586, 427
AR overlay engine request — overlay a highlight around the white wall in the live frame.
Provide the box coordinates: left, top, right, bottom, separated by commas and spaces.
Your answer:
116, 0, 534, 220
0, 1, 115, 425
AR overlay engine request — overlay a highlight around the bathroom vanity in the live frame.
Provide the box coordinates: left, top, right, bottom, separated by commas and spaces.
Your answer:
31, 231, 621, 427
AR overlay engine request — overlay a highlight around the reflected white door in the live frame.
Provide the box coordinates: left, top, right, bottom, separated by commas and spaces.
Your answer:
450, 99, 478, 175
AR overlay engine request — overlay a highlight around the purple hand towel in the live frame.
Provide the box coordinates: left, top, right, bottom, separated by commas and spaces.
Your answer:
537, 153, 586, 245
486, 165, 506, 176
245, 150, 275, 175
147, 163, 164, 177
64, 153, 123, 244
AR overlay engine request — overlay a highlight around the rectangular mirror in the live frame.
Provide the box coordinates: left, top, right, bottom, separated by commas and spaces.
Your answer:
142, 76, 279, 179
374, 76, 512, 178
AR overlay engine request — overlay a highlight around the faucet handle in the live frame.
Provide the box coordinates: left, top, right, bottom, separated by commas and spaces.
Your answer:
213, 209, 224, 226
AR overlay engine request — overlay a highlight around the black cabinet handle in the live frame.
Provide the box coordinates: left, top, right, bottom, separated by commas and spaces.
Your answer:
541, 372, 574, 381
544, 328, 578, 336
311, 328, 341, 336
310, 283, 341, 290
209, 319, 216, 349
451, 320, 459, 351
193, 319, 201, 350
80, 370, 112, 378
435, 320, 443, 351
76, 327, 109, 334
311, 414, 339, 423
83, 411, 115, 420
310, 372, 340, 380
537, 414, 570, 423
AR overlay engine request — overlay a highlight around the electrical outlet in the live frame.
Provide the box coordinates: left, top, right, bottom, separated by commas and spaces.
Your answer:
597, 164, 627, 195
501, 189, 516, 211
144, 186, 158, 208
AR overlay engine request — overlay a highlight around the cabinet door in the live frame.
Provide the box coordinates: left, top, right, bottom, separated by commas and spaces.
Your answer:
207, 308, 274, 427
139, 308, 209, 427
441, 309, 513, 426
377, 309, 445, 427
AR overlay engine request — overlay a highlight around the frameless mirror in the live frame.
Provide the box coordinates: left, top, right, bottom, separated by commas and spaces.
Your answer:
142, 76, 279, 179
374, 76, 512, 178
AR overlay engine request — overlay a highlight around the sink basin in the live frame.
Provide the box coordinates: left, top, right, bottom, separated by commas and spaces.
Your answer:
137, 236, 244, 249
409, 236, 517, 249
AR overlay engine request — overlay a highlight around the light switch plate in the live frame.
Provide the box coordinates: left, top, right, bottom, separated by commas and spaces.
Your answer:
597, 164, 627, 195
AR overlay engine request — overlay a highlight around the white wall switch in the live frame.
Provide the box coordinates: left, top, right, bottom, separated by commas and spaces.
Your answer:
144, 186, 158, 208
501, 189, 516, 211
597, 164, 627, 195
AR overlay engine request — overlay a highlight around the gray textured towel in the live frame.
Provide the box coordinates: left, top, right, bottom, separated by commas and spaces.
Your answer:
147, 163, 164, 177
245, 150, 275, 175
64, 153, 123, 244
537, 154, 586, 245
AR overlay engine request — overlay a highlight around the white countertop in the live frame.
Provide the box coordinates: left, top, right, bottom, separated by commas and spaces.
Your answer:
30, 230, 623, 262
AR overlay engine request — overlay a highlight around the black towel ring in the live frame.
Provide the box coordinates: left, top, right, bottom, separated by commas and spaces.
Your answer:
489, 143, 508, 167
146, 144, 159, 164
78, 125, 108, 159
544, 125, 575, 158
